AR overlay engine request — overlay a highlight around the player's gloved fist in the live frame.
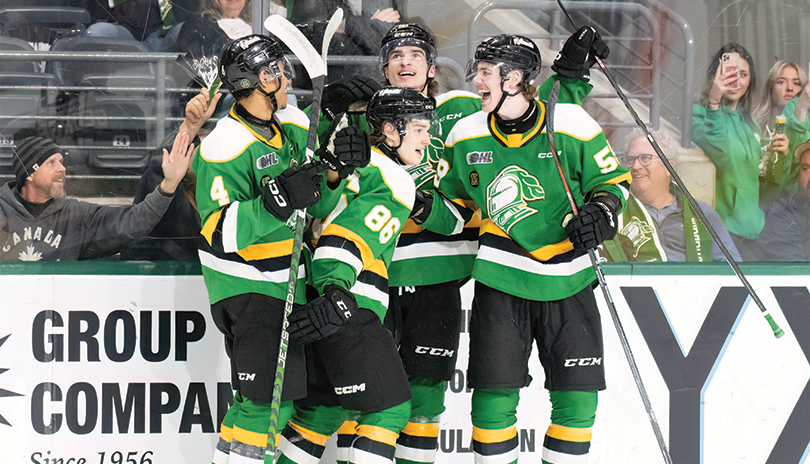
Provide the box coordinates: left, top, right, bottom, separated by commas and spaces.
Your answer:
409, 190, 434, 225
322, 75, 382, 120
261, 162, 326, 220
563, 194, 620, 251
319, 125, 370, 179
552, 26, 610, 80
288, 284, 357, 343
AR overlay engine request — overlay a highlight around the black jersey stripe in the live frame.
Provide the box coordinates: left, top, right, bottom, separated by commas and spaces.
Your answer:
397, 432, 439, 451
317, 235, 363, 262
397, 227, 479, 246
480, 232, 585, 265
543, 435, 590, 455
199, 241, 294, 273
352, 436, 396, 460
472, 435, 518, 456
281, 426, 326, 458
357, 270, 388, 293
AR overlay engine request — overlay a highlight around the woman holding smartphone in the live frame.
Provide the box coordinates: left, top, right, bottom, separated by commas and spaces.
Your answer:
692, 43, 765, 260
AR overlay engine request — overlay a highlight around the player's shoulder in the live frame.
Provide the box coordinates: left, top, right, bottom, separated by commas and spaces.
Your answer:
549, 102, 603, 141
445, 111, 489, 146
274, 105, 309, 131
362, 148, 416, 209
436, 90, 481, 107
199, 117, 256, 162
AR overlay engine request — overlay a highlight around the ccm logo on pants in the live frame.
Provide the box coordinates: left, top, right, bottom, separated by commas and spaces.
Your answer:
564, 357, 602, 367
415, 346, 455, 357
335, 383, 366, 395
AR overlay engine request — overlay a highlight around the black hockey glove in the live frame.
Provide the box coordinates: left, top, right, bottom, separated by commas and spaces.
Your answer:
551, 26, 610, 80
563, 192, 621, 251
261, 162, 326, 221
319, 125, 371, 179
322, 75, 382, 120
409, 190, 434, 225
288, 284, 358, 343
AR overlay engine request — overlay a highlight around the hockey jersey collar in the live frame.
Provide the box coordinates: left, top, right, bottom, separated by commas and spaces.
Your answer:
229, 103, 284, 149
487, 100, 546, 148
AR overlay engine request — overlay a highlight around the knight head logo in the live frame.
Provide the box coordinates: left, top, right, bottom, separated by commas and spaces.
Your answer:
486, 165, 545, 232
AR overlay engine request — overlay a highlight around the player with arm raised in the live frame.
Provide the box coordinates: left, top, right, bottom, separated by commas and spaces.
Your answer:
428, 35, 630, 464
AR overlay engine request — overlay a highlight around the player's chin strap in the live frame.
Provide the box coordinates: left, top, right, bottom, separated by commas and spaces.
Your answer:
376, 139, 406, 165
492, 75, 523, 115
256, 76, 283, 112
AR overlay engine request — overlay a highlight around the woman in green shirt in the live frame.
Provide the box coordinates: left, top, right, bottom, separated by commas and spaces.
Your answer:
692, 43, 767, 260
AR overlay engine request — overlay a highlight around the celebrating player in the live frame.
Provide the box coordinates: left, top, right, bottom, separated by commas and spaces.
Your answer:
426, 34, 630, 464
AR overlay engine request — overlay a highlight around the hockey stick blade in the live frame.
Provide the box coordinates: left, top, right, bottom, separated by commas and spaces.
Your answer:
264, 14, 326, 80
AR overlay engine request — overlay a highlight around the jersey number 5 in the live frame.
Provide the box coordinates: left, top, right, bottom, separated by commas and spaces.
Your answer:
365, 205, 401, 244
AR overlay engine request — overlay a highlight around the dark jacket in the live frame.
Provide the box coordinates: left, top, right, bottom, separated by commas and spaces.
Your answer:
758, 188, 810, 261
0, 182, 173, 262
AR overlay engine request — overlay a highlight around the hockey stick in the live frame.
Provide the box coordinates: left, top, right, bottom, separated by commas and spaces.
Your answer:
261, 9, 343, 456
545, 81, 674, 464
554, 0, 784, 339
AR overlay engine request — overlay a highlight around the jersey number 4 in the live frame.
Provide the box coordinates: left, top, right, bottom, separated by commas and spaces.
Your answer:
365, 205, 401, 244
210, 176, 230, 206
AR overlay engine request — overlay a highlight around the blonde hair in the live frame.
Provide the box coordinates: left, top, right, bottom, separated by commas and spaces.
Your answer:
753, 60, 808, 129
202, 0, 252, 22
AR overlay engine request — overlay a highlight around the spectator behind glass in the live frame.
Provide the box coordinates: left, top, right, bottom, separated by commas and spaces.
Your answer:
85, 0, 200, 52
692, 43, 765, 260
754, 61, 807, 213
758, 141, 810, 261
173, 0, 252, 56
0, 135, 194, 262
599, 129, 741, 263
123, 89, 222, 262
290, 0, 401, 83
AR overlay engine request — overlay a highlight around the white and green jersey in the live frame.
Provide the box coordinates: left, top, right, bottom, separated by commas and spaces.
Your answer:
308, 148, 416, 320
194, 104, 310, 305
431, 99, 631, 301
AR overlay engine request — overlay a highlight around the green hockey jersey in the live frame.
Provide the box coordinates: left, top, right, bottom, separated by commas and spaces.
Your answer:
433, 99, 631, 301
194, 104, 311, 305
308, 148, 416, 320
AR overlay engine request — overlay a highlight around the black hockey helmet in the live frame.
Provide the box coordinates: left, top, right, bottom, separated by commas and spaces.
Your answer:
379, 23, 438, 73
464, 34, 541, 86
219, 34, 294, 94
367, 86, 436, 136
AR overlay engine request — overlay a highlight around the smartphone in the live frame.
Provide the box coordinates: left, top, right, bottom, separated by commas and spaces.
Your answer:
722, 52, 740, 87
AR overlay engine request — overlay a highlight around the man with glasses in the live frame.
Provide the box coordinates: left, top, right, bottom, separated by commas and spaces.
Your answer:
599, 129, 741, 262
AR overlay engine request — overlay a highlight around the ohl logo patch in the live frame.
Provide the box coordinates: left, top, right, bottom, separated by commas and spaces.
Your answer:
0, 334, 22, 426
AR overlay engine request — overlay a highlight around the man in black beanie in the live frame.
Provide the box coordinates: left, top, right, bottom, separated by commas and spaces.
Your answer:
0, 133, 195, 261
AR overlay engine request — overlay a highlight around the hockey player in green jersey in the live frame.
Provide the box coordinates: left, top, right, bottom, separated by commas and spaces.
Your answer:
423, 35, 631, 464
326, 23, 611, 464
195, 35, 369, 464
272, 88, 420, 464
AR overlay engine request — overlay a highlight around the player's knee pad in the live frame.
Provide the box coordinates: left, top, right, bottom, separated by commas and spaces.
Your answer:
470, 388, 520, 430
409, 376, 446, 421
549, 390, 597, 428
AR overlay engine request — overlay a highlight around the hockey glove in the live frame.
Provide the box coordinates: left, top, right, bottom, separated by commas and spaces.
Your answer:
319, 125, 371, 179
288, 284, 358, 343
409, 190, 434, 224
322, 75, 382, 120
261, 162, 326, 221
563, 192, 620, 251
551, 26, 610, 80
